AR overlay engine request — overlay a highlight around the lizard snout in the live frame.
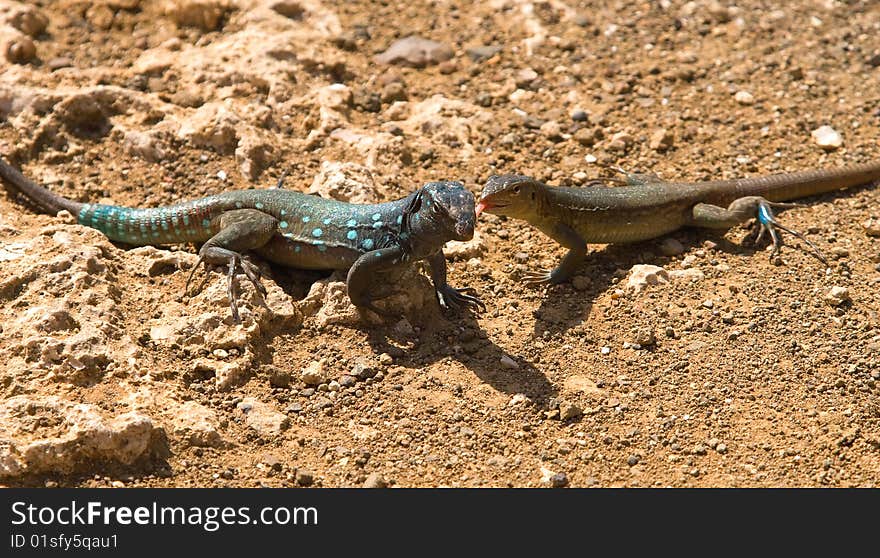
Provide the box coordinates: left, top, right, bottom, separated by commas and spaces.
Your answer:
454, 215, 475, 240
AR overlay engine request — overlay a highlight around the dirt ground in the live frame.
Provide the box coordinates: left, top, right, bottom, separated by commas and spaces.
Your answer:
0, 0, 878, 488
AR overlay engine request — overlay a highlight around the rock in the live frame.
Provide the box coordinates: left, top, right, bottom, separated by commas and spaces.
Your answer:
559, 402, 582, 421
380, 81, 408, 103
363, 472, 387, 488
351, 362, 376, 380
8, 6, 49, 37
572, 275, 591, 291
823, 286, 850, 307
5, 35, 36, 64
626, 264, 670, 291
237, 398, 290, 437
352, 89, 381, 112
272, 1, 306, 19
191, 359, 247, 391
170, 88, 204, 108
235, 134, 275, 181
268, 367, 291, 388
165, 0, 228, 31
392, 318, 415, 337
811, 125, 843, 151
338, 374, 357, 388
571, 109, 588, 122
649, 128, 674, 151
301, 360, 328, 386
177, 103, 240, 154
378, 353, 393, 366
170, 401, 223, 448
466, 45, 502, 61
296, 469, 314, 486
550, 472, 569, 488
659, 238, 685, 256
627, 454, 640, 466
383, 100, 410, 121
540, 120, 563, 140
0, 396, 157, 478
123, 130, 166, 163
444, 230, 487, 259
608, 131, 633, 151
317, 83, 353, 112
515, 68, 539, 89
375, 36, 454, 68
500, 355, 519, 369
573, 127, 598, 146
734, 90, 755, 105
862, 218, 880, 237
632, 328, 656, 346
47, 57, 74, 71
307, 161, 378, 203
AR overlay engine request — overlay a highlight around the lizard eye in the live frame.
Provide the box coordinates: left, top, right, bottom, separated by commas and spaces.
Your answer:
512, 185, 521, 195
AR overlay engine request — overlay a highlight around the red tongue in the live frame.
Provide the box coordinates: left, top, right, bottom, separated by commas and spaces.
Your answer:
475, 200, 490, 217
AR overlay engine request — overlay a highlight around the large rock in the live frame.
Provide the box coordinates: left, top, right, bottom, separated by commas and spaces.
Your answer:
375, 36, 454, 68
169, 401, 223, 448
0, 396, 157, 478
237, 398, 290, 437
307, 161, 378, 203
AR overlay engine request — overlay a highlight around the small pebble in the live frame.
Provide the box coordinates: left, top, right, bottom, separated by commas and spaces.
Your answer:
295, 469, 314, 486
811, 125, 843, 151
659, 238, 685, 256
550, 472, 569, 488
500, 355, 519, 369
649, 128, 674, 151
338, 375, 357, 387
823, 286, 850, 306
363, 472, 387, 488
862, 218, 880, 237
572, 275, 591, 291
559, 402, 582, 421
734, 90, 755, 105
571, 109, 588, 122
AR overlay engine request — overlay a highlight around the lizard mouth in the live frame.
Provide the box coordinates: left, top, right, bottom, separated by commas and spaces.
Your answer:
476, 200, 506, 216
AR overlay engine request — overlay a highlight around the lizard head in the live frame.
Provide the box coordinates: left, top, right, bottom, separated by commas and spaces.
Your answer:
477, 174, 544, 219
410, 181, 476, 241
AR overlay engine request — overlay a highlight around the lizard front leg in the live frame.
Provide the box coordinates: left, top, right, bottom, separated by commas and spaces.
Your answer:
690, 197, 827, 264
523, 222, 588, 285
186, 209, 278, 321
346, 245, 411, 318
426, 251, 485, 313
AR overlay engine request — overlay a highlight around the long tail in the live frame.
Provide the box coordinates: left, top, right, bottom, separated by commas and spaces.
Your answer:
701, 160, 880, 205
0, 157, 83, 215
0, 157, 221, 245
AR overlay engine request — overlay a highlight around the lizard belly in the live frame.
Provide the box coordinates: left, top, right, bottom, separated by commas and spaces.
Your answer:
255, 234, 361, 270
572, 211, 691, 243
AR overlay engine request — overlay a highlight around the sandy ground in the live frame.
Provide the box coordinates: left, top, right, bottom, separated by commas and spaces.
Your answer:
0, 0, 878, 487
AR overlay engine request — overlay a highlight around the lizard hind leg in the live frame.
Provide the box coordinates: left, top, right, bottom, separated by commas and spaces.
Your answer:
691, 197, 827, 266
186, 209, 278, 321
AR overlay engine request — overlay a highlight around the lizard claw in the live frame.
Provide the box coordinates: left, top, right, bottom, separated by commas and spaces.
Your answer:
521, 269, 554, 286
437, 285, 486, 313
750, 199, 828, 266
185, 255, 210, 297
240, 257, 268, 297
